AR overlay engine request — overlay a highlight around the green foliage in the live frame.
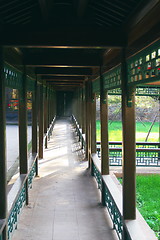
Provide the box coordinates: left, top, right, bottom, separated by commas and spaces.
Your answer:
135, 96, 158, 109
96, 120, 159, 142
108, 95, 121, 104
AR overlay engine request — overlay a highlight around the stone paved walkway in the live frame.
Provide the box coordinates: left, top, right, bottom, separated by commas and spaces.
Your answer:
12, 119, 118, 240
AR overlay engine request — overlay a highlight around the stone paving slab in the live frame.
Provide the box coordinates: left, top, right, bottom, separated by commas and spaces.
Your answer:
12, 119, 118, 240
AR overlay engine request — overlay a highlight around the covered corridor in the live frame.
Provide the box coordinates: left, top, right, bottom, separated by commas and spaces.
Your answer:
0, 1, 160, 240
12, 119, 118, 240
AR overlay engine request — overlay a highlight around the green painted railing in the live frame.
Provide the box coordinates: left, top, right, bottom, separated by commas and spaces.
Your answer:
7, 154, 38, 239
102, 182, 123, 240
8, 184, 26, 240
44, 117, 56, 148
28, 161, 37, 189
97, 141, 160, 167
92, 163, 102, 190
92, 160, 124, 240
72, 115, 85, 150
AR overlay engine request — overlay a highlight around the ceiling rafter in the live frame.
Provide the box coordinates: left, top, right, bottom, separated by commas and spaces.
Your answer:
89, 5, 123, 23
76, 0, 89, 19
38, 0, 50, 23
4, 4, 37, 20
93, 2, 126, 18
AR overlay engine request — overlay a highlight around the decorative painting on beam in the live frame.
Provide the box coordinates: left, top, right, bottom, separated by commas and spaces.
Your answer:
4, 63, 36, 92
92, 77, 100, 94
136, 86, 160, 96
127, 39, 160, 85
103, 65, 121, 90
4, 63, 22, 90
108, 87, 160, 96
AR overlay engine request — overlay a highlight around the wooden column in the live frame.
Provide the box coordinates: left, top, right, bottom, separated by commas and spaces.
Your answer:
50, 90, 53, 121
44, 87, 48, 134
19, 65, 28, 174
39, 84, 44, 159
87, 82, 92, 166
44, 87, 48, 148
19, 64, 28, 205
91, 92, 97, 176
79, 89, 82, 129
47, 89, 50, 126
82, 87, 86, 134
85, 82, 89, 162
0, 46, 7, 239
32, 79, 38, 154
100, 68, 109, 175
91, 93, 97, 154
121, 49, 136, 220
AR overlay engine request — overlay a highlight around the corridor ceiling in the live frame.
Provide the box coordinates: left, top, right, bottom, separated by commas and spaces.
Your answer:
0, 0, 160, 90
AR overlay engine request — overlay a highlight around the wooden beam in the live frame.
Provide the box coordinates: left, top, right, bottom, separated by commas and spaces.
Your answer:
127, 0, 159, 30
36, 67, 92, 76
24, 53, 101, 67
0, 26, 127, 48
47, 81, 83, 85
48, 83, 82, 87
46, 80, 84, 84
42, 75, 84, 81
128, 2, 160, 47
53, 86, 77, 91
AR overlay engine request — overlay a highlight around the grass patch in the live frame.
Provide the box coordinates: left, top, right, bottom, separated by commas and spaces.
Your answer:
136, 175, 160, 239
96, 120, 159, 142
119, 175, 160, 239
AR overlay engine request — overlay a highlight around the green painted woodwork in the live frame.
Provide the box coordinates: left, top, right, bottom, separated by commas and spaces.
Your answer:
103, 183, 123, 240
92, 160, 123, 240
27, 76, 35, 92
127, 39, 160, 85
7, 158, 37, 239
4, 63, 36, 91
0, 234, 2, 240
4, 63, 22, 90
8, 184, 26, 240
103, 65, 121, 90
28, 162, 37, 189
92, 77, 100, 94
108, 87, 160, 96
92, 40, 160, 95
96, 142, 160, 167
92, 162, 102, 190
136, 86, 160, 96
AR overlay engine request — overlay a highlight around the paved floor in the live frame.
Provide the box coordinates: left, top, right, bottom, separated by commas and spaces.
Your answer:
12, 119, 118, 240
